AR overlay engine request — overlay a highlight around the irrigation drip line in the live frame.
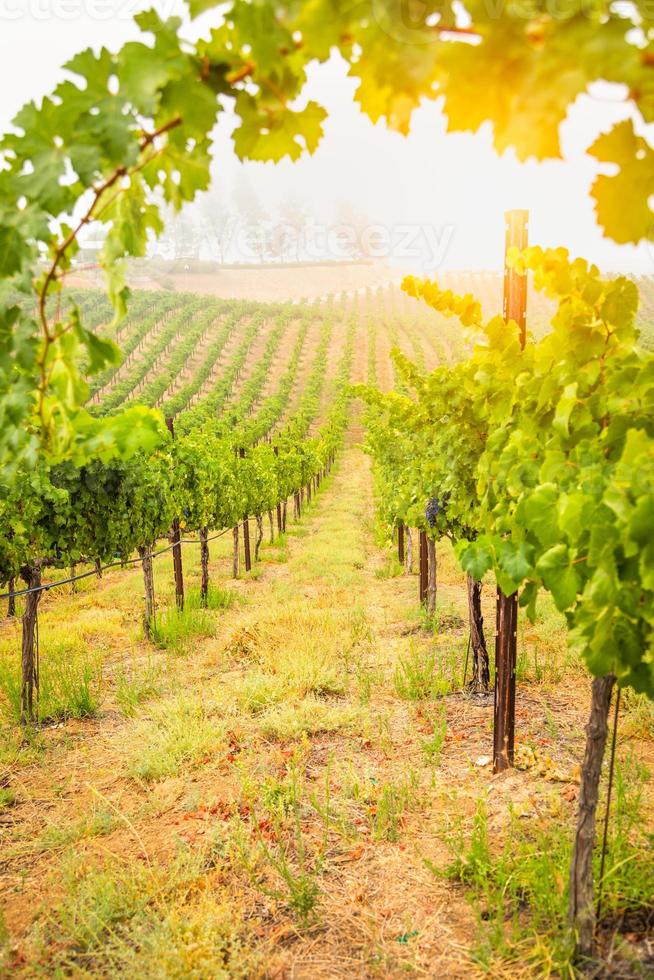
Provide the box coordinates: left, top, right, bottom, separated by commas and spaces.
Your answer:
0, 525, 234, 601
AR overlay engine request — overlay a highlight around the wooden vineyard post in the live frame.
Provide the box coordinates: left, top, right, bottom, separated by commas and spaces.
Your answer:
503, 208, 529, 348
20, 563, 42, 725
274, 447, 283, 533
239, 448, 252, 573
493, 586, 518, 768
419, 530, 428, 606
398, 522, 405, 566
165, 417, 185, 611
493, 209, 528, 773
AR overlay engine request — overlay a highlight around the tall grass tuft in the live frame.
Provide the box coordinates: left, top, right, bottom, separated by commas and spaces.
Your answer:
150, 603, 215, 655
186, 584, 237, 612
0, 638, 102, 724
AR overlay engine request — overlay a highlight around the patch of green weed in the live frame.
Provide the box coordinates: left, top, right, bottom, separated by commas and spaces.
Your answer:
394, 647, 450, 701
150, 604, 214, 655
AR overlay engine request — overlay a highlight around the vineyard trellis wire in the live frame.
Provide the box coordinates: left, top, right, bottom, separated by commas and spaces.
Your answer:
0, 526, 234, 602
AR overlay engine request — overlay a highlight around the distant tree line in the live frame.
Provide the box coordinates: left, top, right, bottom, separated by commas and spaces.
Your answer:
156, 182, 376, 265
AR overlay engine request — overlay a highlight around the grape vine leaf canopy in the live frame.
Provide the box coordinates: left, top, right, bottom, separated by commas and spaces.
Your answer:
0, 0, 652, 471
361, 249, 654, 701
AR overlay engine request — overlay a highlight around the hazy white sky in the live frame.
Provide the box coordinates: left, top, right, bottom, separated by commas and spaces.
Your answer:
0, 0, 651, 273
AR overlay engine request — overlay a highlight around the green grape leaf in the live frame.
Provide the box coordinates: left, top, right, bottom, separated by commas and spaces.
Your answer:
584, 565, 618, 610
233, 96, 327, 162
589, 120, 654, 244
536, 544, 580, 611
515, 484, 560, 548
629, 495, 654, 546
519, 580, 539, 621
0, 222, 27, 277
497, 540, 534, 592
553, 382, 578, 436
186, 0, 218, 16
458, 539, 493, 581
438, 29, 586, 161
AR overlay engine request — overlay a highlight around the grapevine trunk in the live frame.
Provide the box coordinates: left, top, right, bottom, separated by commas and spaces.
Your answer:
405, 528, 413, 574
427, 537, 437, 618
466, 574, 490, 694
139, 546, 155, 639
199, 527, 209, 606
569, 673, 616, 960
255, 514, 264, 561
243, 517, 252, 572
232, 525, 240, 579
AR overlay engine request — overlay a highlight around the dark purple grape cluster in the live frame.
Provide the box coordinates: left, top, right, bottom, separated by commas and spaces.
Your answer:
425, 497, 441, 528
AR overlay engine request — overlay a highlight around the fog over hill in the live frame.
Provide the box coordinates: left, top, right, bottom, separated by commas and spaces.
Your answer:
2, 1, 653, 275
